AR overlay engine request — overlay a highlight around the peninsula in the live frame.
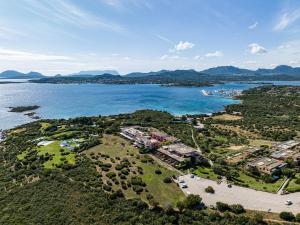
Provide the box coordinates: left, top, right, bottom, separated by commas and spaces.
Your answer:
1, 85, 300, 224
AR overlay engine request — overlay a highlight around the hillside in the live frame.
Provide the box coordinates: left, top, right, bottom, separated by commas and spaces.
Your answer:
0, 110, 267, 225
0, 70, 45, 79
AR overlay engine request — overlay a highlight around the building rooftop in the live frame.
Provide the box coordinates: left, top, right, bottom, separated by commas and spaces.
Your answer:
274, 140, 300, 150
248, 157, 286, 169
162, 143, 199, 156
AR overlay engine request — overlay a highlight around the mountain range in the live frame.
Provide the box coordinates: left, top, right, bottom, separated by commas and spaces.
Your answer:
0, 70, 45, 79
1, 65, 300, 79
69, 70, 119, 77
124, 65, 300, 77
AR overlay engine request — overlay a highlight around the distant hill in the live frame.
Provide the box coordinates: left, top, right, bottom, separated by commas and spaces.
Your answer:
255, 65, 300, 75
201, 65, 300, 76
70, 70, 119, 77
125, 70, 169, 78
201, 66, 253, 75
0, 70, 45, 79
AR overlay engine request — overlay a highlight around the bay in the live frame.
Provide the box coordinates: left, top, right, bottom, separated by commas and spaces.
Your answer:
0, 81, 299, 130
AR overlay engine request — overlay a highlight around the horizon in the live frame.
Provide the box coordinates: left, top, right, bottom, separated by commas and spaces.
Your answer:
0, 0, 300, 75
1, 64, 300, 77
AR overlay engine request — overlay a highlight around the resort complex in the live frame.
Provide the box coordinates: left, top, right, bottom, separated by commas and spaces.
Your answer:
121, 126, 205, 167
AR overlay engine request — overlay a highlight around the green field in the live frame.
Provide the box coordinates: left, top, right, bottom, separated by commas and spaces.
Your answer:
17, 140, 76, 169
286, 175, 300, 193
38, 141, 75, 169
194, 166, 221, 181
85, 135, 185, 206
233, 172, 284, 193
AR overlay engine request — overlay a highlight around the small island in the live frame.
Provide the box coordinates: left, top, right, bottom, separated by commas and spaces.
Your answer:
9, 105, 40, 113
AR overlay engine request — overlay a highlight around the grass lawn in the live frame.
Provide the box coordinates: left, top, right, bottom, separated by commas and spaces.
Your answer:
17, 150, 28, 160
233, 172, 284, 193
85, 135, 185, 206
249, 139, 276, 147
286, 175, 300, 193
39, 122, 51, 131
193, 166, 221, 181
37, 141, 75, 169
194, 167, 284, 193
17, 140, 76, 169
52, 131, 79, 139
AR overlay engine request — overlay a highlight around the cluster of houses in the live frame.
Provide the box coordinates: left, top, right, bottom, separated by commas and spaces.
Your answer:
246, 140, 300, 176
120, 126, 205, 167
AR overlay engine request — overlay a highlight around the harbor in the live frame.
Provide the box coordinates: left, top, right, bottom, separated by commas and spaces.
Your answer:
201, 89, 242, 97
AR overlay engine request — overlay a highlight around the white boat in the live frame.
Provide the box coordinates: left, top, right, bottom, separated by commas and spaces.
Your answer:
201, 90, 210, 96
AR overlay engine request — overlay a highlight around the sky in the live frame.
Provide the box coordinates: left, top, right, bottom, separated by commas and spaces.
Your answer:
0, 0, 300, 75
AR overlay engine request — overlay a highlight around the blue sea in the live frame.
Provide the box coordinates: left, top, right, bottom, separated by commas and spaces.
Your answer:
0, 81, 299, 130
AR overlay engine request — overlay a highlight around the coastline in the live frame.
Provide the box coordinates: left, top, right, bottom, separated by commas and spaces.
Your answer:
1, 81, 299, 131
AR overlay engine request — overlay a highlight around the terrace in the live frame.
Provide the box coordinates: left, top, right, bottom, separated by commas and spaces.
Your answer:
246, 157, 287, 175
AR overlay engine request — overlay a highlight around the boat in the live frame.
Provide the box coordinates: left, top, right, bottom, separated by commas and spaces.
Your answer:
201, 90, 211, 96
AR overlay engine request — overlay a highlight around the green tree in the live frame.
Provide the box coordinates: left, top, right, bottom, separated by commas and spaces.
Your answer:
279, 211, 295, 221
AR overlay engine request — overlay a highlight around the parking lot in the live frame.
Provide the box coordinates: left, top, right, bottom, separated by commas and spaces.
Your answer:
178, 174, 300, 214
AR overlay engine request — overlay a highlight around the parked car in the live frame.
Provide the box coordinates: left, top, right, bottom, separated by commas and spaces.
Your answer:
285, 200, 293, 205
181, 184, 188, 188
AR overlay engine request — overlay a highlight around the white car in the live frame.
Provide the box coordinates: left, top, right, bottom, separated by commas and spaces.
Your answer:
190, 174, 194, 178
179, 180, 185, 183
181, 183, 188, 188
285, 200, 293, 205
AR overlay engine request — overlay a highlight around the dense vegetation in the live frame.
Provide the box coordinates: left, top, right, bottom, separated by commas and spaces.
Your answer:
1, 85, 299, 224
0, 111, 267, 224
208, 85, 300, 141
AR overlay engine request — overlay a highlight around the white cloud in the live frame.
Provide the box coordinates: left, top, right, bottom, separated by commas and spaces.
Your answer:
274, 8, 300, 31
0, 26, 29, 40
160, 55, 168, 60
248, 43, 267, 54
174, 41, 195, 51
22, 0, 124, 32
160, 54, 180, 60
248, 21, 258, 29
205, 50, 223, 57
0, 48, 72, 61
155, 34, 173, 44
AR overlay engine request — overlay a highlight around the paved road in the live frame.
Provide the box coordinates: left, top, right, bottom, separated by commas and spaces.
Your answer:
178, 174, 300, 213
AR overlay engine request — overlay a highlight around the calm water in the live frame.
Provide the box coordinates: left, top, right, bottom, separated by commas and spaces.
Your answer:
0, 81, 299, 130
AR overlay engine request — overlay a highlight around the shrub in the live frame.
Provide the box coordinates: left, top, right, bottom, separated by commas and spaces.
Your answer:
155, 169, 162, 175
115, 164, 123, 170
131, 176, 146, 186
205, 186, 215, 194
230, 204, 245, 214
106, 172, 116, 179
295, 178, 300, 184
216, 202, 230, 212
279, 211, 295, 221
132, 185, 143, 194
146, 193, 154, 200
163, 177, 172, 183
103, 184, 112, 192
121, 168, 129, 175
183, 194, 202, 209
295, 213, 300, 222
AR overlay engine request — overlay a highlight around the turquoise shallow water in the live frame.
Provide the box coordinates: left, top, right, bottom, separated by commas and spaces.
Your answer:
0, 81, 299, 130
